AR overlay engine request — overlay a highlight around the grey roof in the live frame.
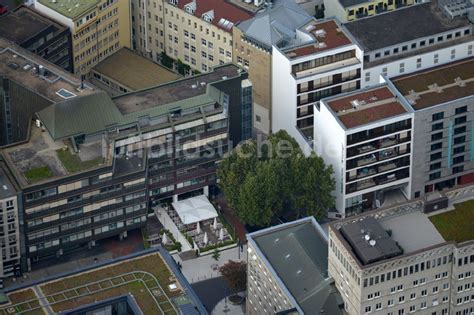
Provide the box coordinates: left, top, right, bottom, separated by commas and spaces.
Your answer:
339, 0, 373, 8
340, 216, 403, 265
237, 0, 313, 48
250, 218, 343, 314
344, 2, 470, 51
0, 169, 16, 199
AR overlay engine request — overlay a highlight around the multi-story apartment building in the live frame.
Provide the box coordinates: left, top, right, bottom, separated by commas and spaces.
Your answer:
34, 0, 131, 75
314, 57, 473, 216
0, 39, 251, 270
246, 217, 344, 314
328, 198, 474, 315
233, 0, 314, 134
0, 5, 73, 72
324, 0, 415, 22
344, 1, 473, 88
315, 85, 413, 217
272, 19, 363, 149
0, 169, 21, 278
131, 0, 253, 74
390, 58, 474, 199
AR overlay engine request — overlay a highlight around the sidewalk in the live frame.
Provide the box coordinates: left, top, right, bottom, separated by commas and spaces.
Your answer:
212, 295, 245, 315
173, 244, 247, 284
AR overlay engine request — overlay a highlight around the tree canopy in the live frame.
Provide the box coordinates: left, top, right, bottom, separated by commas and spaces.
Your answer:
219, 260, 247, 292
217, 130, 335, 226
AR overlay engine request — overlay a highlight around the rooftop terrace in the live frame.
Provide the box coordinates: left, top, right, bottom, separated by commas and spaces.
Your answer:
284, 20, 353, 59
429, 199, 474, 243
37, 0, 99, 20
2, 124, 110, 187
176, 0, 253, 33
113, 64, 241, 114
0, 38, 96, 103
92, 48, 181, 91
344, 2, 470, 52
392, 58, 474, 110
0, 6, 66, 44
326, 86, 409, 129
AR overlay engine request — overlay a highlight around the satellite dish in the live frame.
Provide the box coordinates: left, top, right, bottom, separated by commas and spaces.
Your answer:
364, 234, 370, 241
369, 239, 376, 246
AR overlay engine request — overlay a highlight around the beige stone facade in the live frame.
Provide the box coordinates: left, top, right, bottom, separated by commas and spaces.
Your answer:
131, 0, 252, 74
34, 0, 131, 75
232, 27, 272, 134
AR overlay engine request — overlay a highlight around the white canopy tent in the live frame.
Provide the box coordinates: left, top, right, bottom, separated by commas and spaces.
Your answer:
172, 195, 218, 225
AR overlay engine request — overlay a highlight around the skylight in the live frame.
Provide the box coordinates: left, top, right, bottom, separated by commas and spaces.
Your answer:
56, 88, 77, 99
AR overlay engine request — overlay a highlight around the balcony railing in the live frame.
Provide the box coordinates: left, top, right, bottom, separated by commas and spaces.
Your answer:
346, 146, 411, 170
347, 121, 412, 146
346, 168, 410, 194
347, 133, 411, 158
346, 156, 410, 182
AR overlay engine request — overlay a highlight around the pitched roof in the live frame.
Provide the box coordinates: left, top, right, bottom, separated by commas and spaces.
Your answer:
37, 92, 123, 139
237, 0, 313, 48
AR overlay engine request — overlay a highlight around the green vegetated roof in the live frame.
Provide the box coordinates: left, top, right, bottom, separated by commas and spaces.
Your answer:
429, 200, 474, 244
38, 0, 99, 20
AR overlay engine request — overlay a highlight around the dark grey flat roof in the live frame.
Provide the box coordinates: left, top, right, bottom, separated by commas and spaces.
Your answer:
0, 6, 65, 44
339, 0, 372, 8
0, 169, 15, 199
344, 2, 470, 51
250, 218, 343, 314
340, 216, 402, 265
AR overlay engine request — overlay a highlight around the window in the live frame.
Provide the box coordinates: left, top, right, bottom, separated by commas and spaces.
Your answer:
451, 49, 456, 59
365, 72, 371, 82
454, 126, 466, 135
432, 112, 444, 121
431, 132, 443, 141
416, 58, 422, 68
399, 62, 405, 73
420, 301, 427, 309
434, 53, 439, 64
454, 136, 466, 145
453, 155, 464, 165
365, 306, 372, 313
431, 142, 442, 151
455, 106, 467, 115
430, 152, 441, 161
402, 45, 408, 51
454, 116, 467, 125
429, 172, 441, 181
432, 122, 443, 131
430, 162, 441, 170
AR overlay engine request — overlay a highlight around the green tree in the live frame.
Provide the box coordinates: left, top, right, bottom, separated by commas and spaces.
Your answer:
219, 260, 247, 291
160, 52, 174, 69
217, 130, 335, 226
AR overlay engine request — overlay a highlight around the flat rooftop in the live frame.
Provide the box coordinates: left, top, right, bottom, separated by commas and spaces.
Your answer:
37, 0, 98, 19
0, 169, 15, 199
379, 211, 445, 254
344, 2, 470, 52
2, 124, 111, 187
429, 199, 474, 244
326, 86, 409, 129
249, 218, 343, 314
0, 6, 66, 44
92, 48, 181, 91
177, 0, 253, 32
392, 58, 474, 110
338, 0, 374, 8
284, 20, 353, 59
0, 38, 96, 103
340, 217, 403, 265
113, 64, 241, 114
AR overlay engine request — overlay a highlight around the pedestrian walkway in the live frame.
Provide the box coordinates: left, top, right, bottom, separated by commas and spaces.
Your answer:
173, 245, 247, 284
212, 294, 245, 315
32, 286, 54, 315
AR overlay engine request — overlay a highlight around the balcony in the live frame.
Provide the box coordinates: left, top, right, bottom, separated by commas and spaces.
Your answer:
293, 57, 360, 79
347, 132, 411, 158
346, 156, 410, 182
346, 168, 410, 194
347, 120, 412, 146
347, 145, 411, 170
